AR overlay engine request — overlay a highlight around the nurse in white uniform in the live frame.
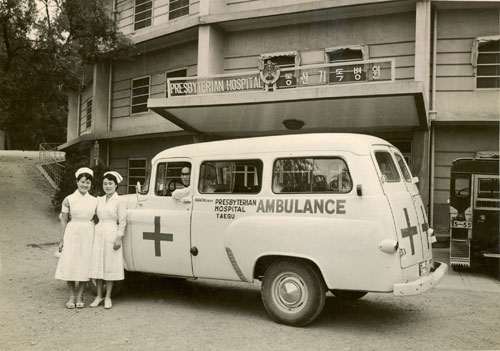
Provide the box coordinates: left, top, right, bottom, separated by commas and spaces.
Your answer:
55, 167, 98, 309
88, 171, 126, 309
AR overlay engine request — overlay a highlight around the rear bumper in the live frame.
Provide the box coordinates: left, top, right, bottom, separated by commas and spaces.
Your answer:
393, 261, 448, 296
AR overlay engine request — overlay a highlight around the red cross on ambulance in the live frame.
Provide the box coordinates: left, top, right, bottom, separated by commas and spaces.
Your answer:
143, 216, 173, 257
400, 208, 419, 255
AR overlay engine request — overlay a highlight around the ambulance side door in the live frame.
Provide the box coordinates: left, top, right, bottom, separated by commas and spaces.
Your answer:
128, 159, 194, 277
372, 146, 424, 268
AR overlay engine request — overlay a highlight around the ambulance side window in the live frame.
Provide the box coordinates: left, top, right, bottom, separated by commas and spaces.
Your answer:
272, 157, 352, 193
394, 153, 412, 182
198, 159, 263, 194
375, 152, 400, 182
155, 161, 191, 196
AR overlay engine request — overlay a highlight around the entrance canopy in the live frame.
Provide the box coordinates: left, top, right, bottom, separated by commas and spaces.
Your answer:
149, 60, 428, 137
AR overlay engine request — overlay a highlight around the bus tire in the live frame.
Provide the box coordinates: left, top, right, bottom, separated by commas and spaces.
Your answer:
331, 289, 368, 300
261, 260, 326, 327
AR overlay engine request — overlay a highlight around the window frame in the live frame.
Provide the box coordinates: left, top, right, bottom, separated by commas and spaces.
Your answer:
259, 51, 299, 89
324, 45, 369, 84
165, 68, 188, 97
472, 36, 500, 90
169, 0, 189, 20
393, 151, 413, 183
134, 0, 154, 31
128, 158, 148, 194
154, 161, 192, 196
272, 156, 353, 195
198, 159, 263, 195
474, 175, 500, 210
131, 76, 151, 115
79, 97, 92, 135
374, 151, 401, 183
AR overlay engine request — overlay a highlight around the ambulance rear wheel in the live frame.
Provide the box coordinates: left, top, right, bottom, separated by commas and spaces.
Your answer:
331, 289, 367, 300
261, 260, 326, 327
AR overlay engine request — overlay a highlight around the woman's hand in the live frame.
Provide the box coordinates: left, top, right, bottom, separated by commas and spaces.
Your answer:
113, 237, 122, 250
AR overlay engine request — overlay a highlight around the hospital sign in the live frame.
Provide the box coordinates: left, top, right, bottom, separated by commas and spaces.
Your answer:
167, 58, 395, 97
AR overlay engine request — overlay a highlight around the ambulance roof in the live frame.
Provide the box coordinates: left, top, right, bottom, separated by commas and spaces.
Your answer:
153, 133, 390, 161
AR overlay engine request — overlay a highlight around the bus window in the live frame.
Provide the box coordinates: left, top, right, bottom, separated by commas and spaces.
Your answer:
455, 177, 470, 197
477, 178, 500, 199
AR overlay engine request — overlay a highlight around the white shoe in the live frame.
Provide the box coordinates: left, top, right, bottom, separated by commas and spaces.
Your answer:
104, 297, 112, 309
90, 297, 104, 308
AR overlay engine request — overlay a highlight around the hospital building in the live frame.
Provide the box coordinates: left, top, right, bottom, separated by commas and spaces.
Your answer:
59, 0, 500, 238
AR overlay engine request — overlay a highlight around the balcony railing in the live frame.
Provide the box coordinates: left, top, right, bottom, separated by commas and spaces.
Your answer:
167, 58, 395, 97
38, 143, 65, 189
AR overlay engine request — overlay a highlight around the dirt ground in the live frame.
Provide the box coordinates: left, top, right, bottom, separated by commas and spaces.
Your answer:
1, 152, 500, 351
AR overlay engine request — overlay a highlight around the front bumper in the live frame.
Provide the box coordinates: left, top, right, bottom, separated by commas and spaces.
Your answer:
393, 261, 448, 296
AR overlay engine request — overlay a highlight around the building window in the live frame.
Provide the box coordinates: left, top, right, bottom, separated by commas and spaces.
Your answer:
131, 76, 150, 114
166, 69, 187, 97
134, 0, 153, 31
472, 37, 500, 89
169, 0, 189, 20
128, 158, 148, 194
326, 45, 368, 84
260, 51, 299, 89
79, 97, 92, 135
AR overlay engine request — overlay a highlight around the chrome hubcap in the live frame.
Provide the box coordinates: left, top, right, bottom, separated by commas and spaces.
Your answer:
273, 273, 307, 312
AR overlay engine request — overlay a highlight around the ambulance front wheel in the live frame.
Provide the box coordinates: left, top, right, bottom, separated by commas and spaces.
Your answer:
261, 260, 326, 327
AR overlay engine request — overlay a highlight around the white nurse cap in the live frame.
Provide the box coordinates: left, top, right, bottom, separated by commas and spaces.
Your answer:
75, 167, 94, 178
103, 171, 123, 184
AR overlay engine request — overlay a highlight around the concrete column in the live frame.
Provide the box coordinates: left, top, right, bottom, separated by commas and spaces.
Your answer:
197, 25, 225, 76
92, 61, 111, 134
415, 0, 431, 99
413, 130, 431, 210
67, 92, 79, 142
415, 1, 432, 214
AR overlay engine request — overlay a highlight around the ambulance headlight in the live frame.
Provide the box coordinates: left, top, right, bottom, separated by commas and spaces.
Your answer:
378, 239, 399, 254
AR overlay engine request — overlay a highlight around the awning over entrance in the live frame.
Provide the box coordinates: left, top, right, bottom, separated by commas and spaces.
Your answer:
149, 61, 428, 138
149, 81, 427, 138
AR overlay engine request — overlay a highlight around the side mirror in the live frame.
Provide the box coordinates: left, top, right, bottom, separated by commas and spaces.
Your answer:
380, 175, 387, 184
136, 181, 142, 194
412, 176, 419, 184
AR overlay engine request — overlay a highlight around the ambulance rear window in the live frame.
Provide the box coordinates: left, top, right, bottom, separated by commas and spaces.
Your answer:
375, 151, 400, 182
394, 153, 412, 182
272, 157, 352, 194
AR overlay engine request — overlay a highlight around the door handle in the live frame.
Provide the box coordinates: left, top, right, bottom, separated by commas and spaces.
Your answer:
190, 247, 198, 256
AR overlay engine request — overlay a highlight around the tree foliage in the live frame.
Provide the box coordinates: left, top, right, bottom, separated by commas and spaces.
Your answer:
0, 0, 133, 149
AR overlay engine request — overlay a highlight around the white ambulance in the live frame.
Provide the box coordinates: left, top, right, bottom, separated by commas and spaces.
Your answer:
122, 133, 447, 326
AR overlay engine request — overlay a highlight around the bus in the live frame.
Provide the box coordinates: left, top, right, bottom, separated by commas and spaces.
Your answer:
449, 152, 499, 273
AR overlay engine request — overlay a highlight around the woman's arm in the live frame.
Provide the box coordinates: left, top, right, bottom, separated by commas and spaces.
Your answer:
58, 198, 70, 252
113, 198, 127, 250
